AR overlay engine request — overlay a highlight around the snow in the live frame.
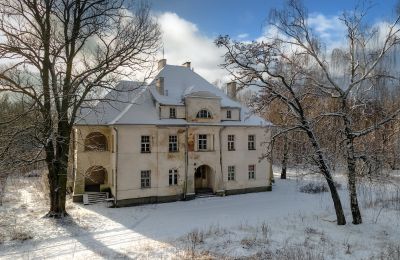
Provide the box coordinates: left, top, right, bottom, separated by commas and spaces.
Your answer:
0, 170, 399, 259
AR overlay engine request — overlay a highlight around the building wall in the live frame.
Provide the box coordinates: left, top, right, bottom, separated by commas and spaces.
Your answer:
73, 126, 113, 195
221, 108, 240, 121
72, 124, 272, 204
159, 105, 185, 119
185, 96, 221, 123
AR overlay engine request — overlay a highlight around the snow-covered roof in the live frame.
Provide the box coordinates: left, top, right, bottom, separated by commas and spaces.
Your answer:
75, 64, 272, 127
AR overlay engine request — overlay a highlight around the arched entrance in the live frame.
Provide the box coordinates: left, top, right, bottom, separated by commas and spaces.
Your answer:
194, 165, 214, 194
84, 166, 107, 192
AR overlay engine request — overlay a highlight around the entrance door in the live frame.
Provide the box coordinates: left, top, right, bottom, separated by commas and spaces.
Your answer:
194, 165, 213, 193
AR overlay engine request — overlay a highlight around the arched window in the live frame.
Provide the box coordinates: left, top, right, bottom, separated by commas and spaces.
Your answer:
84, 132, 108, 151
196, 109, 212, 119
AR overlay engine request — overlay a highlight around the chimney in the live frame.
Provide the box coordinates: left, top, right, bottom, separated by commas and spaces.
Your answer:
182, 61, 191, 69
156, 77, 164, 95
227, 82, 237, 100
158, 59, 167, 70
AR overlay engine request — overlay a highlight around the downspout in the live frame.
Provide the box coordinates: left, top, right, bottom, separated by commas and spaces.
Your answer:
219, 126, 226, 193
113, 127, 118, 206
184, 125, 189, 199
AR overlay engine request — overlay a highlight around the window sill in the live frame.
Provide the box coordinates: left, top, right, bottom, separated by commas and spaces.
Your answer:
168, 151, 180, 153
140, 187, 151, 189
140, 152, 151, 154
196, 150, 215, 152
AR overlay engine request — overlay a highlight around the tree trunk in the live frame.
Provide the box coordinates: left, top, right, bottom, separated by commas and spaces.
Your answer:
346, 138, 362, 224
305, 124, 346, 225
281, 134, 288, 179
44, 121, 71, 218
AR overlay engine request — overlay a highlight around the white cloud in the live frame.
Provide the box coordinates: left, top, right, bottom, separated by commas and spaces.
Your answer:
307, 13, 347, 51
157, 12, 230, 84
237, 33, 249, 39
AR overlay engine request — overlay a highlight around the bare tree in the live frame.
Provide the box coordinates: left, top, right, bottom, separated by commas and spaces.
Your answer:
0, 0, 160, 217
216, 37, 347, 225
217, 0, 400, 225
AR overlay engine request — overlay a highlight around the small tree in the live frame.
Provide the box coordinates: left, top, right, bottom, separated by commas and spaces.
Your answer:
0, 0, 161, 217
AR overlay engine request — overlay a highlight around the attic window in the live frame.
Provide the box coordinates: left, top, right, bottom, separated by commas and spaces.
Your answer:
196, 109, 211, 119
227, 110, 232, 119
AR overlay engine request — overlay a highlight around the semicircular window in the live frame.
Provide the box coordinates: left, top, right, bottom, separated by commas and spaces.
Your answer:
196, 109, 212, 119
84, 132, 108, 151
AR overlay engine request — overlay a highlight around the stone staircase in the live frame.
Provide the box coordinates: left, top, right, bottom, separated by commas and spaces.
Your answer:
83, 192, 109, 205
195, 188, 216, 198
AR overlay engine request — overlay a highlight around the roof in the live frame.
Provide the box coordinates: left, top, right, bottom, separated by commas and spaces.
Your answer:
75, 64, 272, 127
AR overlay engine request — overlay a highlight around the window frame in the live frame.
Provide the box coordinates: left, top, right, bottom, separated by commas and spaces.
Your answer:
227, 134, 235, 151
248, 165, 256, 180
198, 134, 208, 151
169, 135, 178, 152
169, 107, 176, 118
140, 170, 151, 188
248, 135, 256, 150
141, 135, 151, 153
226, 110, 232, 119
169, 169, 178, 186
196, 109, 212, 119
228, 165, 235, 181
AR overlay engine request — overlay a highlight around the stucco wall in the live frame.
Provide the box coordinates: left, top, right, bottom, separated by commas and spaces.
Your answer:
73, 126, 113, 195
221, 108, 240, 121
159, 105, 185, 119
185, 96, 221, 123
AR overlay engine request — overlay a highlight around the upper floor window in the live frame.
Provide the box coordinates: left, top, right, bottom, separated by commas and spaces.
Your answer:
196, 109, 211, 119
169, 107, 176, 118
248, 165, 256, 179
228, 166, 235, 181
169, 135, 178, 152
141, 170, 151, 188
226, 110, 232, 119
248, 135, 256, 150
169, 169, 178, 186
198, 134, 208, 150
141, 135, 151, 153
228, 135, 235, 151
84, 132, 108, 151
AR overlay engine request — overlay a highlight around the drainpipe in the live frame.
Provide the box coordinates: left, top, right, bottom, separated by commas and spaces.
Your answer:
219, 126, 226, 193
112, 127, 118, 206
184, 125, 189, 199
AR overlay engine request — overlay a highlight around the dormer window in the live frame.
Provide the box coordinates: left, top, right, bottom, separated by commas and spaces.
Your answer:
197, 109, 211, 119
169, 107, 176, 118
226, 110, 232, 119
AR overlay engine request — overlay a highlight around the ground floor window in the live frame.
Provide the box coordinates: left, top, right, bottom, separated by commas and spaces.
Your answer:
141, 170, 151, 188
169, 169, 178, 185
248, 165, 256, 179
228, 166, 235, 181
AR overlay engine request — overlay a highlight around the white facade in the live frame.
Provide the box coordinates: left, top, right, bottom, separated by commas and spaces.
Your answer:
71, 60, 273, 206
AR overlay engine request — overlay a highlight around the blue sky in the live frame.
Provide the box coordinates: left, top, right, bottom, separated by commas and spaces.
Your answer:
149, 0, 398, 40
146, 0, 399, 83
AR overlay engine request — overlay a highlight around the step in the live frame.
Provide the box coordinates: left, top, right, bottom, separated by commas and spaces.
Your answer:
83, 192, 109, 205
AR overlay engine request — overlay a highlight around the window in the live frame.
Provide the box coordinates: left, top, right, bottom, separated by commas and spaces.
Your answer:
248, 135, 256, 150
169, 135, 178, 152
228, 166, 235, 181
196, 109, 211, 118
228, 135, 235, 151
198, 134, 207, 150
226, 110, 232, 119
248, 165, 256, 179
141, 135, 151, 153
169, 169, 178, 185
169, 107, 176, 118
141, 170, 151, 188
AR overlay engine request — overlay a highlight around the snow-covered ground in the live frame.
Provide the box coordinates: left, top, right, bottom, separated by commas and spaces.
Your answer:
0, 170, 399, 259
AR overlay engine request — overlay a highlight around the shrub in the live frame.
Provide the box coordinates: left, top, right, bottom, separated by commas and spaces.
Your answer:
299, 182, 329, 194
